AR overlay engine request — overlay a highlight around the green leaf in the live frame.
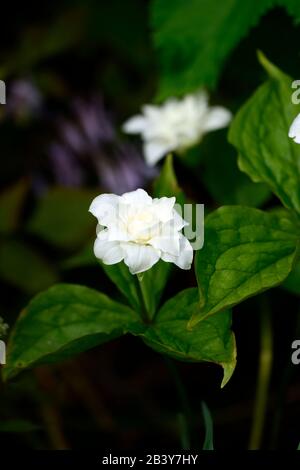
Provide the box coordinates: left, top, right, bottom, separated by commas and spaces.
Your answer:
3, 284, 142, 381
229, 53, 300, 214
139, 261, 172, 318
27, 187, 98, 250
201, 401, 214, 450
151, 0, 273, 98
101, 260, 171, 318
101, 262, 142, 312
191, 206, 299, 327
153, 154, 185, 205
0, 180, 28, 235
282, 259, 300, 296
0, 239, 58, 294
139, 289, 236, 387
282, 0, 300, 23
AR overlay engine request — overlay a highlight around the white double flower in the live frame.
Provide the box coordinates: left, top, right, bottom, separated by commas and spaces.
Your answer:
89, 188, 193, 274
123, 91, 232, 166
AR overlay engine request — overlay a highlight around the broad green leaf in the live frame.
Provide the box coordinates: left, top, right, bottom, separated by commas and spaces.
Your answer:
0, 180, 28, 235
201, 401, 214, 450
101, 260, 171, 318
282, 0, 300, 22
151, 0, 300, 98
139, 261, 172, 318
272, 209, 300, 296
101, 262, 142, 312
229, 53, 300, 214
3, 284, 142, 381
139, 289, 236, 387
151, 0, 273, 98
27, 187, 98, 250
191, 206, 299, 327
282, 259, 300, 296
0, 239, 58, 294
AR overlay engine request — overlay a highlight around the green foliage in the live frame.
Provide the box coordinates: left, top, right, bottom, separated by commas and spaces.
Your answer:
191, 206, 298, 327
151, 0, 300, 99
27, 187, 98, 251
282, 259, 300, 295
153, 154, 185, 205
140, 289, 236, 387
229, 52, 300, 214
101, 261, 142, 312
151, 0, 273, 98
3, 284, 142, 381
4, 286, 236, 387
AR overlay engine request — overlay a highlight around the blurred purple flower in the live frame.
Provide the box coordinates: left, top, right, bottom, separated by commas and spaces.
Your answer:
49, 96, 156, 193
6, 79, 43, 121
48, 143, 84, 187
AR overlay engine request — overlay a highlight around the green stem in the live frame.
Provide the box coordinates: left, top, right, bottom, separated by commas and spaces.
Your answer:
248, 298, 273, 450
164, 356, 191, 449
135, 274, 151, 324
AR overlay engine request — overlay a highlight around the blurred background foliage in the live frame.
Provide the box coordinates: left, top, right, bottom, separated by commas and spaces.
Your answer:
0, 0, 300, 450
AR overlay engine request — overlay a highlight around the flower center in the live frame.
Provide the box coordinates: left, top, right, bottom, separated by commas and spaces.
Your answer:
126, 210, 155, 244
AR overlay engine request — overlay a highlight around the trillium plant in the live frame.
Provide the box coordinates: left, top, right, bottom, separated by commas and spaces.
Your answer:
2, 49, 300, 448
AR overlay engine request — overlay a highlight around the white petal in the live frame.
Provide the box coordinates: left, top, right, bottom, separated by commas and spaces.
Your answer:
172, 209, 189, 231
149, 228, 180, 256
122, 243, 160, 274
122, 115, 146, 134
161, 234, 193, 270
289, 113, 300, 143
143, 141, 172, 166
152, 196, 176, 222
202, 107, 232, 133
121, 188, 152, 205
94, 231, 124, 265
89, 193, 119, 225
143, 104, 161, 121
